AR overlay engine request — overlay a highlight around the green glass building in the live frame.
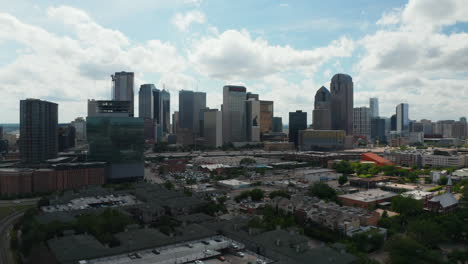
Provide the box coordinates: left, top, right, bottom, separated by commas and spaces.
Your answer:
87, 117, 144, 181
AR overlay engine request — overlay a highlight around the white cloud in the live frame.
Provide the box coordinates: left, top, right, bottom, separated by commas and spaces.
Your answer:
0, 6, 190, 122
356, 0, 468, 120
172, 10, 205, 31
189, 29, 354, 80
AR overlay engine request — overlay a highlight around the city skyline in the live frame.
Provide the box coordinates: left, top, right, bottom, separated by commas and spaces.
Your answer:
1, 0, 468, 124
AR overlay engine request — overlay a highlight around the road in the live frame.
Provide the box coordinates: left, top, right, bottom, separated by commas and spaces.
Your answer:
0, 209, 26, 264
0, 198, 40, 207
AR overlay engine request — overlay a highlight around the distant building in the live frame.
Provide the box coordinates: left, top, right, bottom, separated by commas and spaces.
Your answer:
138, 84, 155, 119
396, 103, 409, 133
58, 125, 76, 152
87, 116, 144, 181
203, 109, 223, 148
272, 117, 283, 132
298, 130, 345, 151
222, 85, 247, 143
369, 97, 379, 118
246, 100, 260, 142
179, 90, 206, 141
19, 99, 58, 164
313, 86, 332, 130
361, 153, 393, 166
353, 107, 371, 139
371, 117, 386, 143
70, 117, 86, 146
390, 114, 397, 131
339, 189, 397, 209
160, 89, 171, 135
111, 72, 134, 117
260, 100, 274, 133
330, 74, 354, 135
87, 100, 131, 117
289, 110, 307, 147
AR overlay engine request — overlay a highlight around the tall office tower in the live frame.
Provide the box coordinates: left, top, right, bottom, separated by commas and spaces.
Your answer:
58, 125, 76, 152
452, 120, 466, 139
313, 86, 332, 130
193, 92, 207, 137
178, 90, 206, 138
160, 89, 171, 134
369, 97, 379, 118
289, 110, 307, 147
272, 117, 283, 132
246, 92, 259, 100
396, 103, 409, 133
138, 84, 155, 119
70, 117, 86, 145
0, 126, 3, 140
204, 109, 223, 147
172, 111, 179, 133
371, 117, 387, 143
222, 85, 247, 143
19, 99, 58, 164
353, 107, 371, 138
330, 73, 354, 135
111, 72, 134, 117
246, 99, 261, 142
260, 101, 274, 133
390, 114, 397, 131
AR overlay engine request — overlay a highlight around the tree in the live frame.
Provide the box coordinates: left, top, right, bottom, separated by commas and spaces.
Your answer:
408, 219, 445, 247
351, 229, 385, 252
250, 189, 265, 201
308, 182, 337, 201
240, 157, 256, 166
391, 196, 423, 216
386, 235, 443, 264
269, 190, 290, 199
438, 176, 448, 185
338, 175, 348, 186
332, 160, 353, 174
164, 180, 174, 190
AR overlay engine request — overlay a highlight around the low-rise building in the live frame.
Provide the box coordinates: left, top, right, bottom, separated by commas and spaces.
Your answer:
338, 189, 398, 209
217, 179, 250, 189
422, 153, 465, 168
427, 193, 458, 214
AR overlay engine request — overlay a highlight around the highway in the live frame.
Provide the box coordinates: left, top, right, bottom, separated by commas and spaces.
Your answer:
0, 209, 26, 264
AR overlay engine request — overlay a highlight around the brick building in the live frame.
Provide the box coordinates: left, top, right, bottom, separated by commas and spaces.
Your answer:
338, 189, 397, 209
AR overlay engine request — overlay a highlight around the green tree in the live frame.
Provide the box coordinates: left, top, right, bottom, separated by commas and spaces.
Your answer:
351, 229, 385, 252
408, 219, 445, 247
332, 160, 353, 174
308, 182, 337, 201
250, 189, 265, 201
240, 157, 256, 166
269, 190, 290, 199
391, 196, 423, 216
164, 180, 174, 190
386, 236, 443, 264
438, 176, 448, 185
338, 174, 348, 186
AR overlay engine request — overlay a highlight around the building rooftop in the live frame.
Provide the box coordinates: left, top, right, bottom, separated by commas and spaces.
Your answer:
401, 190, 433, 200
429, 193, 458, 208
339, 189, 397, 203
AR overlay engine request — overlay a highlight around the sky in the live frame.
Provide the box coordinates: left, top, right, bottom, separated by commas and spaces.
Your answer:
0, 0, 467, 124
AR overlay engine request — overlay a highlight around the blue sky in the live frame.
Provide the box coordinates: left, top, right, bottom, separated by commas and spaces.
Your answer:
0, 0, 467, 123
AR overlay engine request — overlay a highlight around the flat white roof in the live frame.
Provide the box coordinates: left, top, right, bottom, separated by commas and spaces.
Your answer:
339, 189, 397, 202
218, 179, 250, 186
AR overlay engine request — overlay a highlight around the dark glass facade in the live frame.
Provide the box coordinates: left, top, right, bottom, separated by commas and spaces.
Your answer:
87, 117, 144, 163
371, 117, 387, 143
289, 110, 307, 147
20, 99, 58, 164
272, 117, 283, 132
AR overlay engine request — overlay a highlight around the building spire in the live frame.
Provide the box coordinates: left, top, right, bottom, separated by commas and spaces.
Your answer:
446, 174, 453, 193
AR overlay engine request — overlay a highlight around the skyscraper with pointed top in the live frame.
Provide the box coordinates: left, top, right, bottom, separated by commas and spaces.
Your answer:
330, 73, 354, 135
313, 86, 331, 130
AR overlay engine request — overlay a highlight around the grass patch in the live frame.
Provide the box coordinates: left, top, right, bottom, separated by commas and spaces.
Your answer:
0, 204, 35, 221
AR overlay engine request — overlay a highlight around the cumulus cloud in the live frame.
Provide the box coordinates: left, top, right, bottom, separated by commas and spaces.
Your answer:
172, 10, 206, 31
0, 6, 190, 122
189, 29, 354, 80
356, 0, 468, 120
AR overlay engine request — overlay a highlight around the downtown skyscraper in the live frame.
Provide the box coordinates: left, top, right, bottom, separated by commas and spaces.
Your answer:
369, 97, 379, 118
139, 84, 155, 119
19, 99, 58, 164
330, 74, 354, 135
111, 71, 134, 117
396, 103, 409, 133
313, 86, 332, 130
222, 85, 247, 143
178, 90, 206, 140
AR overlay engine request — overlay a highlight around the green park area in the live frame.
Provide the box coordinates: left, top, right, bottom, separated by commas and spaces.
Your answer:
0, 204, 35, 221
